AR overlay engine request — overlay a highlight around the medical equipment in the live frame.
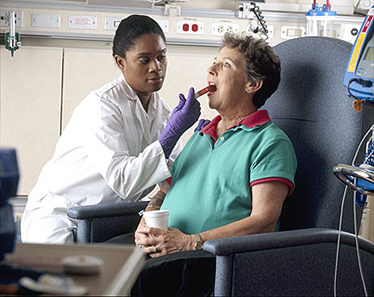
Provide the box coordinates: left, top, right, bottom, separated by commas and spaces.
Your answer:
336, 5, 374, 199
305, 0, 337, 37
332, 125, 373, 297
333, 125, 374, 205
331, 9, 374, 297
343, 5, 374, 111
195, 84, 217, 99
0, 148, 19, 261
4, 11, 21, 57
238, 1, 268, 39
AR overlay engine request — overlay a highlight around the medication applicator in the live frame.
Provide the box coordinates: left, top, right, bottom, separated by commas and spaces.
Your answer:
195, 85, 216, 99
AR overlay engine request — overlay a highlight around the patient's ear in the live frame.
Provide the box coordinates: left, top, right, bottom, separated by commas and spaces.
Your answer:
245, 80, 263, 94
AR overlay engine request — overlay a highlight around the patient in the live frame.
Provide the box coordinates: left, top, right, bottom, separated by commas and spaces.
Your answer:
112, 33, 297, 296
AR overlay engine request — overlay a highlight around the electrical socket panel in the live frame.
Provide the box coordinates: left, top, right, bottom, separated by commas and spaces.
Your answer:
105, 17, 168, 34
247, 24, 274, 39
156, 20, 169, 34
105, 17, 122, 30
177, 20, 204, 35
0, 10, 23, 27
212, 23, 239, 36
281, 26, 306, 39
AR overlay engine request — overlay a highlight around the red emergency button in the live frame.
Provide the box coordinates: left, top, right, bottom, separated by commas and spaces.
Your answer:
192, 24, 198, 32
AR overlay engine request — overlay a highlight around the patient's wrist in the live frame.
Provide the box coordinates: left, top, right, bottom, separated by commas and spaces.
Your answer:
145, 205, 161, 211
145, 191, 166, 211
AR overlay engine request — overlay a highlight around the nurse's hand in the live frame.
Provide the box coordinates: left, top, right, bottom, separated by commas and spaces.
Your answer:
135, 225, 194, 258
159, 87, 201, 158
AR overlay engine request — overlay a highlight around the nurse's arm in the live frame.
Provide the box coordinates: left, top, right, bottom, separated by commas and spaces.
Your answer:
198, 181, 288, 245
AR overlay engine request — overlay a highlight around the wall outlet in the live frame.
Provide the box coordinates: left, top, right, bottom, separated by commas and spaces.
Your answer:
212, 22, 239, 36
177, 20, 204, 35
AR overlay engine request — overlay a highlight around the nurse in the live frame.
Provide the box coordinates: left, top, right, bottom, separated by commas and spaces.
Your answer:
21, 15, 201, 244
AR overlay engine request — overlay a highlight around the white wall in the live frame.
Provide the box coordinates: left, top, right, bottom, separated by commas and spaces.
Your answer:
0, 46, 62, 193
0, 42, 219, 195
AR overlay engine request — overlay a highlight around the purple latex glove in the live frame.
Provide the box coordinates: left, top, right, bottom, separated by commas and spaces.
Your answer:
159, 87, 201, 158
194, 119, 211, 132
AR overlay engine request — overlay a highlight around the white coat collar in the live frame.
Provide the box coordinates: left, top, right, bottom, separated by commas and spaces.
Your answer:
118, 74, 139, 101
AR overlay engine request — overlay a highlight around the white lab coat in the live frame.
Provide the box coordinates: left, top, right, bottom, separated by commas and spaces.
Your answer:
21, 74, 182, 244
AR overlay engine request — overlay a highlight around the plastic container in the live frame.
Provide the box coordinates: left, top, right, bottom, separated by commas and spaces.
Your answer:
305, 2, 337, 37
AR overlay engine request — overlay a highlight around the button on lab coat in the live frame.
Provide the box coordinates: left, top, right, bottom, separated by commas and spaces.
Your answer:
21, 75, 182, 243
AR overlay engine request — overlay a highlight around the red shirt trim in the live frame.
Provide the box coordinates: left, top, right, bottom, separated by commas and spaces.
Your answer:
250, 177, 294, 196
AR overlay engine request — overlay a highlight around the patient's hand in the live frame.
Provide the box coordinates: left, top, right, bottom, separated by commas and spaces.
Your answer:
135, 225, 194, 258
134, 218, 148, 246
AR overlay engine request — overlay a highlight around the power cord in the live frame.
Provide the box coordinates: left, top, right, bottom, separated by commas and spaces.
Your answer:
251, 3, 268, 40
333, 125, 374, 297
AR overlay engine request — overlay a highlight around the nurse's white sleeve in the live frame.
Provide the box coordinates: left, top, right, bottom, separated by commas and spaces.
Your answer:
96, 140, 171, 200
168, 138, 183, 169
83, 94, 171, 200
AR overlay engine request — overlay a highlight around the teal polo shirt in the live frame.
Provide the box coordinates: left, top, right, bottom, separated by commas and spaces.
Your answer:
160, 110, 297, 235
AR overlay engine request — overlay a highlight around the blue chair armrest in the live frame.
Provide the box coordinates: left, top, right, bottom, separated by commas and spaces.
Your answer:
67, 201, 149, 243
203, 228, 372, 255
204, 229, 374, 296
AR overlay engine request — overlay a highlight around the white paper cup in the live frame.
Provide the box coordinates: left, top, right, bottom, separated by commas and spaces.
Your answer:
143, 210, 169, 230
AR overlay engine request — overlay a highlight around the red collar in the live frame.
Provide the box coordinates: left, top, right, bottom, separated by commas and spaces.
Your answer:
201, 110, 271, 141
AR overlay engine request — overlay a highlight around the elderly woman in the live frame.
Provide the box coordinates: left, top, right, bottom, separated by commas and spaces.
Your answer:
111, 33, 297, 296
136, 32, 296, 253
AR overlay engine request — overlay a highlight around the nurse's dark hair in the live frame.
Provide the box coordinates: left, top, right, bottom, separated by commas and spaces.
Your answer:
112, 15, 166, 58
221, 33, 281, 108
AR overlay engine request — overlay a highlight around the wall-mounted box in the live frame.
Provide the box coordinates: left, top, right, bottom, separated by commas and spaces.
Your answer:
281, 26, 306, 39
105, 16, 122, 30
32, 13, 60, 28
69, 15, 97, 30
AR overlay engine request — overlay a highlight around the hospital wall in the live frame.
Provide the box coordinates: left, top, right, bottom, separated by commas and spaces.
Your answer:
0, 1, 373, 242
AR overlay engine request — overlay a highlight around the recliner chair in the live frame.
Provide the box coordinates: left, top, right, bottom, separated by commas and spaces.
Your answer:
203, 36, 374, 296
68, 36, 374, 296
